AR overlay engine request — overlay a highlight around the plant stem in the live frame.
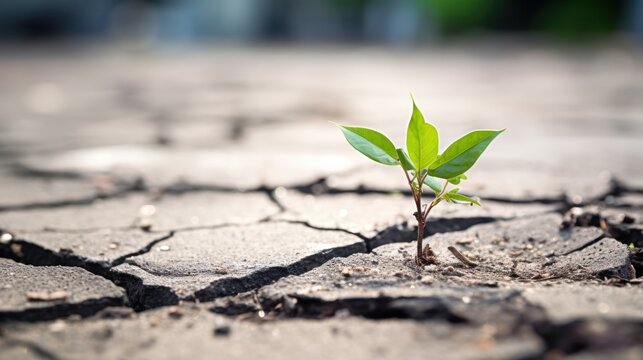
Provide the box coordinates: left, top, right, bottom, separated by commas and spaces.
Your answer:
401, 167, 440, 266
414, 172, 425, 263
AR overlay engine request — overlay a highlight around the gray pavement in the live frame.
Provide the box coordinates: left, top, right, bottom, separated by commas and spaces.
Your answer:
0, 46, 642, 359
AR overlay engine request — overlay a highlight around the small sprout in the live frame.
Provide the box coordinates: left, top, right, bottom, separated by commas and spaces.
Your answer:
335, 95, 503, 266
630, 243, 636, 249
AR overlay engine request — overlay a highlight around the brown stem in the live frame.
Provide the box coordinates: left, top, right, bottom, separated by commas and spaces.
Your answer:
414, 174, 424, 263
401, 167, 437, 266
416, 216, 425, 261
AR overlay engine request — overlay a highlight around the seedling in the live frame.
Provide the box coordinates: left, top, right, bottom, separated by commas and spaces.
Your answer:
335, 96, 503, 266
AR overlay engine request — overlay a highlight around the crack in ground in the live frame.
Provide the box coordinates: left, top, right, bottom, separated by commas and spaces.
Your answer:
5, 167, 622, 213
0, 296, 126, 323
0, 187, 141, 213
368, 216, 503, 250
262, 218, 370, 241
0, 230, 174, 317
111, 232, 175, 266
211, 286, 642, 357
0, 211, 560, 316
558, 234, 607, 257
1, 171, 640, 325
193, 241, 367, 303
3, 156, 639, 216
0, 222, 369, 312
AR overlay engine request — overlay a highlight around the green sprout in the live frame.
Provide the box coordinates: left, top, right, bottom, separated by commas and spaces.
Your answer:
335, 96, 504, 266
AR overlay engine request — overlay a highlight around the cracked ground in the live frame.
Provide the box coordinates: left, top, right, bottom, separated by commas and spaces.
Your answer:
0, 46, 642, 360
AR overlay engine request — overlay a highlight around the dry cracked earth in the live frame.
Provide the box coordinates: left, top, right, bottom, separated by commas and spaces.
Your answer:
0, 46, 642, 360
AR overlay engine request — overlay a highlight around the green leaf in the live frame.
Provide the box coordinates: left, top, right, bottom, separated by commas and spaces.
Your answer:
423, 176, 443, 194
336, 124, 399, 165
406, 98, 439, 171
430, 129, 504, 179
448, 187, 460, 194
444, 192, 481, 206
448, 174, 467, 185
396, 148, 415, 171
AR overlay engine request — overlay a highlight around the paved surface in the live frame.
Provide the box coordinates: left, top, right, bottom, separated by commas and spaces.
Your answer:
0, 45, 642, 359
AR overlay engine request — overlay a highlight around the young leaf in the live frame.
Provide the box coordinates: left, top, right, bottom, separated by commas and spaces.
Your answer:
336, 124, 399, 165
444, 192, 481, 206
423, 175, 443, 194
429, 129, 504, 179
406, 99, 439, 171
448, 174, 467, 185
396, 148, 415, 171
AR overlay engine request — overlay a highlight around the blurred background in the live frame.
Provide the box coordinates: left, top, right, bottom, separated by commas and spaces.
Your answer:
0, 0, 642, 203
0, 0, 642, 43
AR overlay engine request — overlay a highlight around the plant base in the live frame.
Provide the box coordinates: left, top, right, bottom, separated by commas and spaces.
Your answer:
415, 244, 438, 266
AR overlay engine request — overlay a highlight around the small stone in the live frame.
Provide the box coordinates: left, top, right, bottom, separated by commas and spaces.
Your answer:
108, 242, 119, 250
158, 245, 170, 252
0, 232, 13, 244
214, 267, 229, 275
424, 265, 438, 272
456, 237, 474, 245
213, 322, 231, 336
26, 290, 69, 302
139, 220, 153, 232
622, 215, 635, 224
167, 306, 183, 319
59, 247, 74, 254
273, 186, 288, 199
10, 243, 22, 256
283, 296, 298, 313
341, 267, 353, 277
420, 275, 434, 285
442, 266, 465, 276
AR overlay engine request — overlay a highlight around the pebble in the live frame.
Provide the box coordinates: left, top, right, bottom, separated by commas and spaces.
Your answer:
341, 267, 353, 277
167, 306, 183, 319
0, 232, 13, 244
420, 275, 434, 285
213, 322, 231, 336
